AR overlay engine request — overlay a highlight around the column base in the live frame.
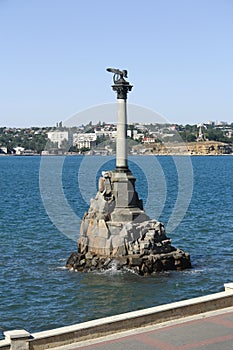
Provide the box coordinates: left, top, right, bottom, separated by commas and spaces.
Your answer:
115, 166, 129, 173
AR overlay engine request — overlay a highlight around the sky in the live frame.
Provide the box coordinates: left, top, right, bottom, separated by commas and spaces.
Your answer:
0, 0, 233, 127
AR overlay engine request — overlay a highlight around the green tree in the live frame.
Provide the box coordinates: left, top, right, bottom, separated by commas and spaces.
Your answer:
206, 129, 229, 143
60, 139, 71, 151
186, 134, 197, 142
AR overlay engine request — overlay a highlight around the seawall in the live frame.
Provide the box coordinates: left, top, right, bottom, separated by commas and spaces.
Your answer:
1, 283, 233, 350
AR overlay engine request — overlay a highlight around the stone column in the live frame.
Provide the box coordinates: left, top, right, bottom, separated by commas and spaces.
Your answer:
116, 98, 128, 170
106, 68, 132, 172
106, 69, 148, 221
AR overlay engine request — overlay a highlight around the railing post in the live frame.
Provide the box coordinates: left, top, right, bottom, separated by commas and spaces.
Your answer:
3, 330, 30, 350
224, 283, 233, 292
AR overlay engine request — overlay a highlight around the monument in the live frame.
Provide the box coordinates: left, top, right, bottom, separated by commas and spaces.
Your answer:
66, 68, 191, 275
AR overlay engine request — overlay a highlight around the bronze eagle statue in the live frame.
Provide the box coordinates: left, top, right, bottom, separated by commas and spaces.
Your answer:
106, 67, 128, 84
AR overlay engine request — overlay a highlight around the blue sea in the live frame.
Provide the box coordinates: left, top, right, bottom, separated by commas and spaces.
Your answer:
0, 155, 232, 338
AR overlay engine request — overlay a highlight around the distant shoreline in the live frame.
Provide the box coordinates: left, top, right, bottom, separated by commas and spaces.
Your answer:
1, 153, 233, 157
1, 141, 232, 157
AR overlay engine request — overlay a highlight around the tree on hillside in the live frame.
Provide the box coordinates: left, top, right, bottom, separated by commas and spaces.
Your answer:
206, 129, 230, 143
60, 139, 71, 151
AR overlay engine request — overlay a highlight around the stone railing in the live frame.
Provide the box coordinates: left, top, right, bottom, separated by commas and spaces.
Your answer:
1, 283, 233, 350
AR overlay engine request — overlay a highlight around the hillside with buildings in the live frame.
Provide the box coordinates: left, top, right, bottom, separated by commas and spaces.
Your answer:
0, 121, 232, 155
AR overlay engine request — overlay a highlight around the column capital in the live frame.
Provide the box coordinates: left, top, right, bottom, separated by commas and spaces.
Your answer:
112, 80, 133, 100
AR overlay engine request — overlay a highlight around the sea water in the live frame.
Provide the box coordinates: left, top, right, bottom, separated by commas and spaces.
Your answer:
0, 155, 232, 337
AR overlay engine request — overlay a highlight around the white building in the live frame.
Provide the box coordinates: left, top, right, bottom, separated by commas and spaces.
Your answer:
73, 133, 97, 149
105, 130, 117, 138
47, 131, 73, 148
0, 147, 7, 154
95, 130, 117, 139
13, 147, 25, 155
127, 130, 132, 138
133, 130, 144, 140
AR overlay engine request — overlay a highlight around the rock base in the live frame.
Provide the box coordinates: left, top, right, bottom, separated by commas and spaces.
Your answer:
66, 170, 191, 276
66, 249, 191, 276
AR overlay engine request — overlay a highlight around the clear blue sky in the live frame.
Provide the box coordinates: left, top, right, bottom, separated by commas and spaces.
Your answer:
0, 0, 232, 127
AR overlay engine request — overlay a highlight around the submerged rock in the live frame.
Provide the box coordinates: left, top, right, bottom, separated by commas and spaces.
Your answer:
66, 249, 191, 276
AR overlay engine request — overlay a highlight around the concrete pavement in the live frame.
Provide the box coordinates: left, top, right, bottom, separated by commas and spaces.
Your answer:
53, 306, 233, 350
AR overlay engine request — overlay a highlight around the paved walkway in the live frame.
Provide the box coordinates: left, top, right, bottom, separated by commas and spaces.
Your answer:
54, 306, 233, 350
